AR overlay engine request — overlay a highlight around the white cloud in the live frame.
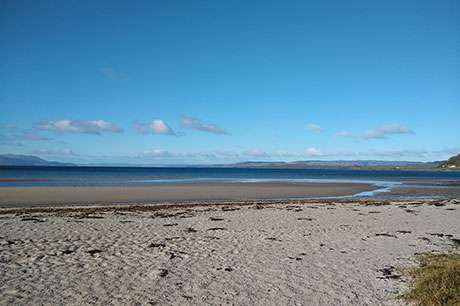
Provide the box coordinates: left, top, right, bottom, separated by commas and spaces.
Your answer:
52, 147, 458, 164
364, 124, 414, 139
335, 131, 358, 138
139, 148, 324, 161
363, 148, 460, 159
33, 149, 78, 156
140, 149, 220, 161
306, 123, 322, 132
181, 116, 230, 135
305, 147, 323, 157
37, 120, 123, 134
0, 124, 52, 145
242, 149, 270, 158
151, 120, 175, 135
20, 131, 53, 141
134, 120, 175, 135
142, 149, 173, 158
312, 148, 460, 161
215, 151, 241, 158
336, 124, 414, 140
140, 149, 279, 161
271, 150, 301, 159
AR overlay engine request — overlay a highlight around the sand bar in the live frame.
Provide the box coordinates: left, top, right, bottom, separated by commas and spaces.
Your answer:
0, 182, 376, 207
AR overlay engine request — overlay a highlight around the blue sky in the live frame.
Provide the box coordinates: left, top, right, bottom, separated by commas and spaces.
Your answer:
1, 0, 459, 164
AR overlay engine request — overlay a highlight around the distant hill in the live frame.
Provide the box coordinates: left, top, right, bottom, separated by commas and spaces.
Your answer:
222, 160, 440, 169
0, 154, 75, 166
439, 154, 460, 169
0, 153, 449, 169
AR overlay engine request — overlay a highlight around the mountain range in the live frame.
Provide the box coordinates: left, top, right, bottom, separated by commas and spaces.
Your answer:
221, 160, 440, 169
0, 153, 451, 169
0, 154, 75, 166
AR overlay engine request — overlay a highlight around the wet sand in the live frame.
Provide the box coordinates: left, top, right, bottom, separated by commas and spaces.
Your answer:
384, 186, 460, 198
0, 182, 377, 208
0, 199, 459, 305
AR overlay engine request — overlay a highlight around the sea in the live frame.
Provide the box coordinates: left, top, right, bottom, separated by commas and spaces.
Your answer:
1, 166, 460, 199
0, 166, 459, 185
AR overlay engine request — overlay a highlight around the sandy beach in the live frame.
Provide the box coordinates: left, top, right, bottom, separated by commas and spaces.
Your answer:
0, 182, 377, 207
0, 198, 459, 305
3, 0, 459, 304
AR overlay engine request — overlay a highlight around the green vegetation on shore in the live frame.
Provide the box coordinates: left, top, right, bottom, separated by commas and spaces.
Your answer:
401, 253, 460, 306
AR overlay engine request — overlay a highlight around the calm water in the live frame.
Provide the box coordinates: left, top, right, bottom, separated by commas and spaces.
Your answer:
1, 166, 460, 188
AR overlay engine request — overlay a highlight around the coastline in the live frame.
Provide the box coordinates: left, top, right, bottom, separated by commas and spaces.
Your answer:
1, 175, 459, 305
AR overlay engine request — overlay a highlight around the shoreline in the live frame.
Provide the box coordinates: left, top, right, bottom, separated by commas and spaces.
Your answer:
0, 181, 377, 208
1, 180, 460, 209
0, 197, 456, 215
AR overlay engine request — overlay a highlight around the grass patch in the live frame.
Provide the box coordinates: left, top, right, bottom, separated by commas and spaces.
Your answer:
401, 253, 460, 306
